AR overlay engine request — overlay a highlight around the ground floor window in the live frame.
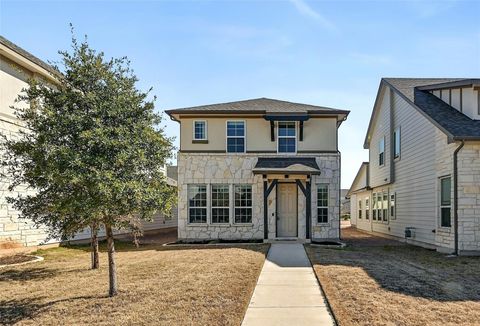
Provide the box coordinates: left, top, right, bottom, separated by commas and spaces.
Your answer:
358, 199, 362, 219
390, 193, 396, 219
440, 177, 451, 227
211, 184, 230, 223
317, 184, 329, 223
382, 191, 388, 222
188, 184, 207, 223
372, 194, 377, 220
234, 185, 252, 223
365, 197, 370, 220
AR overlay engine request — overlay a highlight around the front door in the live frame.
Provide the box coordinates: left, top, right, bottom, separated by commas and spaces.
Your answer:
277, 183, 298, 237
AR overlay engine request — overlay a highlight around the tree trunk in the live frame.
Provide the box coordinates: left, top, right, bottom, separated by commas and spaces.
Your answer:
105, 224, 118, 297
90, 223, 99, 269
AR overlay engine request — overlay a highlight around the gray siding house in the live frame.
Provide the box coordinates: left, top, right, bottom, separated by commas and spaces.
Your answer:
349, 78, 480, 255
166, 98, 349, 242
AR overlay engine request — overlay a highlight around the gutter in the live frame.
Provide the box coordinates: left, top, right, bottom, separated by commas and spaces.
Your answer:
453, 141, 465, 255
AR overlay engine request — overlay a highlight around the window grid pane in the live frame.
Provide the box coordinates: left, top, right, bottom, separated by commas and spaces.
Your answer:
317, 185, 328, 223
227, 121, 245, 153
234, 185, 252, 223
211, 184, 229, 224
278, 122, 296, 153
188, 185, 207, 223
194, 121, 206, 139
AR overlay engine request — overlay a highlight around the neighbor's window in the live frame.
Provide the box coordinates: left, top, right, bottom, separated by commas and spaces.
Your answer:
394, 128, 401, 159
365, 197, 370, 220
379, 137, 385, 166
440, 177, 452, 227
390, 193, 396, 219
372, 193, 377, 220
317, 184, 329, 223
382, 191, 388, 222
278, 121, 296, 153
211, 184, 230, 224
193, 120, 207, 140
358, 199, 362, 219
227, 121, 245, 153
234, 185, 252, 223
188, 184, 207, 223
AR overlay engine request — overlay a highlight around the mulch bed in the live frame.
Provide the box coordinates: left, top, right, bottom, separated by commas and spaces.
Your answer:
0, 254, 36, 266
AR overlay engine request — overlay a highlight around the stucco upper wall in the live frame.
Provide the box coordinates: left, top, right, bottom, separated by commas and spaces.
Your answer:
0, 55, 31, 121
179, 116, 338, 152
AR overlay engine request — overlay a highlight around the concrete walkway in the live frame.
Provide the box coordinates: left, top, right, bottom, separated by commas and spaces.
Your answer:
242, 243, 335, 326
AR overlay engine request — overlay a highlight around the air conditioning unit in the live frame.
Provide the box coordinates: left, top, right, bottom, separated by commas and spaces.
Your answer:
405, 227, 416, 238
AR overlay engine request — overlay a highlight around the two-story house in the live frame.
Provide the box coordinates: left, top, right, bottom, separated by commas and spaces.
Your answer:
166, 98, 349, 242
348, 78, 480, 255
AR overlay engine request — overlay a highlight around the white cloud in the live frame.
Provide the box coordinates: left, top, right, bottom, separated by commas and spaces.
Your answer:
289, 0, 336, 31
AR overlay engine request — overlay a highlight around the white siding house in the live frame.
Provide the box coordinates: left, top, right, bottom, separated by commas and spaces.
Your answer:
349, 78, 480, 255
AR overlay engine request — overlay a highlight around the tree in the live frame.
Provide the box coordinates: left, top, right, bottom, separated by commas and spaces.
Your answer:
1, 30, 176, 296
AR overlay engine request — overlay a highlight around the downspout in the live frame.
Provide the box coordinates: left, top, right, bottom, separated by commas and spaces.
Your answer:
453, 140, 465, 255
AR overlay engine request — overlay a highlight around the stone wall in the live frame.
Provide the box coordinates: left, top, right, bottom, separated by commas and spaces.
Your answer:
0, 120, 51, 247
457, 142, 480, 254
311, 156, 341, 240
177, 153, 341, 241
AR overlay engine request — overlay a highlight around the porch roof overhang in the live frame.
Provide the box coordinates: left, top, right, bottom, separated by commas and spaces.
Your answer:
252, 157, 321, 175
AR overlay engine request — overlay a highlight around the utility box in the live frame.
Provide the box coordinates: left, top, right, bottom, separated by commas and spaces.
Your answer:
405, 227, 416, 238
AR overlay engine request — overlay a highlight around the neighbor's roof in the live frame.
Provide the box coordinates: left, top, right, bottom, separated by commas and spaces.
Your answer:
165, 97, 350, 116
364, 78, 480, 147
0, 35, 60, 78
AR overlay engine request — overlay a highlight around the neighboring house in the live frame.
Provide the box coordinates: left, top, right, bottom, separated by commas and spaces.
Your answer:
166, 98, 349, 242
0, 36, 178, 247
348, 78, 480, 255
0, 35, 58, 248
70, 166, 178, 242
340, 189, 350, 217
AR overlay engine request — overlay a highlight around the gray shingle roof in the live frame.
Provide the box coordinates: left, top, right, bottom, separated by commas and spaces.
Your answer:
0, 35, 60, 77
383, 78, 480, 141
165, 97, 349, 115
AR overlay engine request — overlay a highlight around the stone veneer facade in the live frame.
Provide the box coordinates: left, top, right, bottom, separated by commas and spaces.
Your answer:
0, 120, 51, 247
177, 152, 340, 241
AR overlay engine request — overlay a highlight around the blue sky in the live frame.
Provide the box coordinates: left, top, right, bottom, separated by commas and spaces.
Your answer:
1, 0, 479, 188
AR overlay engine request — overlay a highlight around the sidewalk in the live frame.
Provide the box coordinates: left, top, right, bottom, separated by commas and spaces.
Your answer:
242, 243, 335, 326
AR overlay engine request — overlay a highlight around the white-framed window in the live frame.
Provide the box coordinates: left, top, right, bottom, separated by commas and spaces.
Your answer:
193, 120, 207, 140
188, 184, 207, 223
393, 127, 401, 159
372, 193, 377, 220
382, 191, 388, 222
376, 193, 383, 221
234, 185, 252, 223
358, 199, 362, 219
317, 184, 328, 223
211, 184, 230, 224
277, 121, 296, 153
365, 197, 370, 220
390, 193, 396, 219
379, 137, 385, 166
226, 121, 245, 153
440, 177, 452, 227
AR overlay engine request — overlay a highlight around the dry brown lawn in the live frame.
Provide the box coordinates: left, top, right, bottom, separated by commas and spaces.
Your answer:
1, 239, 268, 325
306, 227, 480, 326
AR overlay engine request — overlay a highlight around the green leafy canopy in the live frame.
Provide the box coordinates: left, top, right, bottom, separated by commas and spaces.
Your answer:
1, 31, 176, 239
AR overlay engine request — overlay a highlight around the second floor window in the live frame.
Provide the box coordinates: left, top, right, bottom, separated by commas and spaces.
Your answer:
394, 127, 401, 159
379, 137, 385, 166
193, 121, 207, 140
278, 121, 296, 153
227, 121, 245, 153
